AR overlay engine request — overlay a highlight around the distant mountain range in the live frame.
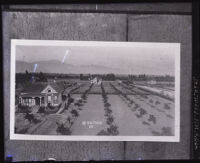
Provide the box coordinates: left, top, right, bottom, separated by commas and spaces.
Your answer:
16, 59, 174, 75
16, 60, 125, 74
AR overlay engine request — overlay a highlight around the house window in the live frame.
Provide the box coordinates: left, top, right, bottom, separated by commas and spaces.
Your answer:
47, 95, 51, 103
29, 98, 32, 104
54, 96, 57, 104
48, 89, 51, 93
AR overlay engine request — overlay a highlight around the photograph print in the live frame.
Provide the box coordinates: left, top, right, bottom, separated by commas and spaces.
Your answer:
10, 40, 180, 141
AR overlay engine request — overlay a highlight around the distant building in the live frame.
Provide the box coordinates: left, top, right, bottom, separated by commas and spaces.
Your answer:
147, 80, 157, 85
18, 82, 64, 107
90, 77, 102, 85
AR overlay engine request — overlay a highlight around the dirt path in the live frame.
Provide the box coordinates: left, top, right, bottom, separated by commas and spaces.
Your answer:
70, 95, 107, 135
108, 95, 153, 136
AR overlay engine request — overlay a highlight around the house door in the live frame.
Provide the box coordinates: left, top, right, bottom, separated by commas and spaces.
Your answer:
35, 97, 40, 105
47, 95, 52, 105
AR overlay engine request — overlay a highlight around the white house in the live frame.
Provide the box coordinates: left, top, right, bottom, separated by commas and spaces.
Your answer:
18, 82, 65, 107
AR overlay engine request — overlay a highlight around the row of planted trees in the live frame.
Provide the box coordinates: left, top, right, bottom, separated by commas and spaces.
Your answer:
56, 83, 94, 135
100, 83, 119, 135
110, 83, 157, 125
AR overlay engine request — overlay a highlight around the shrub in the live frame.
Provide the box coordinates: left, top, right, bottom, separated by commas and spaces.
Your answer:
155, 101, 161, 105
58, 103, 62, 108
161, 127, 172, 136
149, 99, 153, 103
104, 103, 111, 108
45, 106, 59, 114
139, 108, 147, 115
164, 103, 171, 110
71, 109, 79, 117
134, 104, 139, 109
17, 127, 29, 134
78, 107, 82, 110
67, 117, 72, 125
18, 104, 31, 113
24, 113, 35, 123
68, 98, 74, 104
129, 100, 134, 104
62, 95, 67, 101
105, 108, 112, 114
106, 116, 114, 125
56, 123, 71, 135
107, 125, 119, 135
148, 114, 156, 124
64, 103, 70, 110
32, 118, 41, 124
38, 106, 45, 113
74, 102, 81, 107
97, 130, 110, 135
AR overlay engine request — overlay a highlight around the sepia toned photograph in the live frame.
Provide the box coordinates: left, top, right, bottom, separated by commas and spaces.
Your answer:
10, 40, 180, 141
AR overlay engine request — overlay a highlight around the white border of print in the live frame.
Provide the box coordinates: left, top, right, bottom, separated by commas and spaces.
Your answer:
10, 39, 180, 142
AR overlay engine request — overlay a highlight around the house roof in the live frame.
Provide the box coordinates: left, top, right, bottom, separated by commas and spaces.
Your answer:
20, 82, 65, 94
50, 82, 65, 93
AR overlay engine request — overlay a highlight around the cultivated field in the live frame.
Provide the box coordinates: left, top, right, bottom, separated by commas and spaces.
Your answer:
15, 80, 175, 136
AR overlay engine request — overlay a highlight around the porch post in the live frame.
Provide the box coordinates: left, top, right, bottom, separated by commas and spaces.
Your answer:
31, 97, 34, 106
39, 97, 41, 106
19, 97, 21, 104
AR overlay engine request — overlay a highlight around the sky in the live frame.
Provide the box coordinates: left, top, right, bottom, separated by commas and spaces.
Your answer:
16, 42, 178, 75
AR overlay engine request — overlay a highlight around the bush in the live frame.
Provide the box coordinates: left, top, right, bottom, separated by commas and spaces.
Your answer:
155, 101, 161, 105
164, 103, 170, 110
38, 106, 45, 113
149, 99, 153, 103
134, 104, 139, 109
104, 103, 111, 108
97, 130, 110, 135
56, 123, 71, 135
45, 106, 59, 114
107, 125, 119, 135
105, 108, 112, 114
140, 108, 147, 115
74, 102, 81, 107
18, 104, 31, 113
62, 94, 67, 101
148, 114, 156, 124
17, 127, 29, 134
71, 109, 79, 117
32, 118, 41, 124
129, 100, 134, 104
24, 113, 35, 123
107, 116, 114, 125
161, 127, 172, 136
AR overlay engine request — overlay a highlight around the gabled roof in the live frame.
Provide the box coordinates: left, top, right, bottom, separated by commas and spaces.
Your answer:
50, 82, 65, 93
20, 82, 65, 94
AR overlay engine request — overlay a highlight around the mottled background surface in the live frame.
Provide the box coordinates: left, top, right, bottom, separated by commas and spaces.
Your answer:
3, 3, 192, 161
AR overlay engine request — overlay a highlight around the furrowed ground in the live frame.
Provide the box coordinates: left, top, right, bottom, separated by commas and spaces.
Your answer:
15, 80, 175, 136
